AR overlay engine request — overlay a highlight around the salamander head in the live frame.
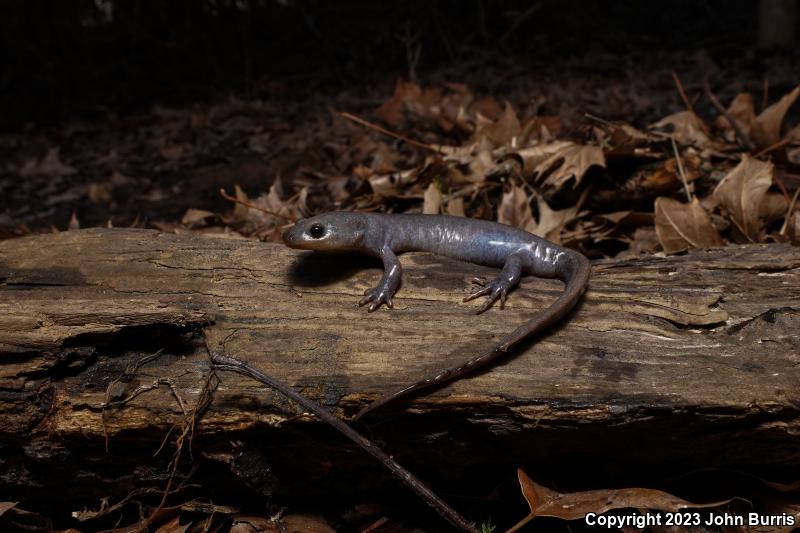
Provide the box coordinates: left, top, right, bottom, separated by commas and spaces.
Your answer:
282, 212, 367, 252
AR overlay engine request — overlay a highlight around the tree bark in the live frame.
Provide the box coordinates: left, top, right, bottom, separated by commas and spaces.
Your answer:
1, 229, 799, 518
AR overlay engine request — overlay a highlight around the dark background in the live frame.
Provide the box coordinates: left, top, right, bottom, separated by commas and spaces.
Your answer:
0, 0, 784, 130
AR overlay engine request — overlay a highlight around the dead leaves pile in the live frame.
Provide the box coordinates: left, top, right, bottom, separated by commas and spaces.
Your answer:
259, 79, 800, 257
10, 77, 798, 257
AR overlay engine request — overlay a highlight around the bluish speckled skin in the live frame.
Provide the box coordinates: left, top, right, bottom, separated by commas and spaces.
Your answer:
283, 212, 591, 419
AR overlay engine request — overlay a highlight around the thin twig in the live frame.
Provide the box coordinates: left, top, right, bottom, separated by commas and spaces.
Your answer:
583, 113, 613, 127
671, 71, 693, 111
219, 188, 297, 222
209, 351, 477, 533
762, 78, 769, 112
703, 79, 756, 151
671, 137, 693, 202
754, 137, 791, 158
339, 111, 442, 154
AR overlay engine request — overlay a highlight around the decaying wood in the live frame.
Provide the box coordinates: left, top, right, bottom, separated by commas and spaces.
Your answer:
1, 228, 799, 509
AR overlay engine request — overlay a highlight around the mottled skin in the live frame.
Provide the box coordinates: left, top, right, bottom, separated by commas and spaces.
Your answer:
283, 212, 591, 419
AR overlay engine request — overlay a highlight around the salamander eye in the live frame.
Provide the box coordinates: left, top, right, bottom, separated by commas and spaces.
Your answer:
308, 223, 326, 239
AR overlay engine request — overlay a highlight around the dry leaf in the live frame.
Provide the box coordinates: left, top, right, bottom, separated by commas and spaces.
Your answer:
0, 502, 17, 518
250, 182, 308, 230
230, 514, 273, 533
368, 169, 416, 197
751, 85, 800, 149
68, 211, 80, 231
759, 192, 789, 222
234, 184, 250, 220
532, 142, 605, 189
712, 155, 774, 241
441, 141, 494, 183
19, 147, 77, 177
181, 208, 215, 228
655, 197, 723, 253
498, 184, 536, 232
473, 102, 521, 147
498, 185, 577, 241
459, 147, 495, 184
447, 196, 466, 216
529, 194, 580, 242
715, 93, 756, 142
604, 121, 654, 156
370, 142, 400, 173
629, 153, 702, 195
422, 182, 442, 214
470, 95, 503, 121
651, 110, 713, 149
509, 469, 732, 532
626, 226, 661, 256
515, 141, 573, 171
88, 182, 112, 203
374, 79, 442, 127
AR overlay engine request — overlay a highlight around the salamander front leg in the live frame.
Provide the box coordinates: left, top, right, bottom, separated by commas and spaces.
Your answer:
358, 246, 402, 312
463, 253, 523, 314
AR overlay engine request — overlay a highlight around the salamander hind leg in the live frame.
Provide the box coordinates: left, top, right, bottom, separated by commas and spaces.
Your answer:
463, 253, 523, 314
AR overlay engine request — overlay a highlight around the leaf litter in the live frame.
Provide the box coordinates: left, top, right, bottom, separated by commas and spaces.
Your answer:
187, 80, 800, 252
5, 76, 800, 253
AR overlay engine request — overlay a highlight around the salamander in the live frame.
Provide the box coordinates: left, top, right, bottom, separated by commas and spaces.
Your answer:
282, 212, 591, 419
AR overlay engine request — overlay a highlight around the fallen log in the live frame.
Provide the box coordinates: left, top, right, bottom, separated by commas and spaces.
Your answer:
1, 228, 799, 522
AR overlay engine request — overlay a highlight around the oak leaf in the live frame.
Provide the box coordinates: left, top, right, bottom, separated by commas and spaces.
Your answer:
715, 93, 756, 141
712, 155, 774, 241
523, 141, 605, 189
603, 121, 655, 156
498, 185, 578, 241
654, 197, 723, 253
651, 110, 713, 149
498, 184, 536, 233
509, 469, 731, 532
473, 102, 521, 147
529, 194, 580, 243
751, 85, 800, 149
